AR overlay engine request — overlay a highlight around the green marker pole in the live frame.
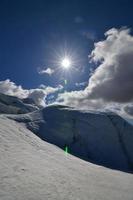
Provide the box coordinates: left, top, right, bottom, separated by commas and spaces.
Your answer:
64, 79, 68, 92
65, 146, 68, 155
64, 79, 67, 85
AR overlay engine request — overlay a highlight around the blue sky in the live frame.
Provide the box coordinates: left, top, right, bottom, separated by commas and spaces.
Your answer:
0, 0, 133, 88
0, 0, 133, 120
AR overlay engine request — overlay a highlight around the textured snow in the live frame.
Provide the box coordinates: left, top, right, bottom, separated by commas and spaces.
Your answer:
8, 104, 133, 172
0, 116, 133, 200
0, 94, 133, 199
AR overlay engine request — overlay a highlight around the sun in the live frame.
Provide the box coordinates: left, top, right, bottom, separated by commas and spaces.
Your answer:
61, 58, 71, 69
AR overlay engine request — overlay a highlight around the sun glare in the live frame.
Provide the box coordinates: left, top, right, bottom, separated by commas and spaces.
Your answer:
61, 58, 71, 69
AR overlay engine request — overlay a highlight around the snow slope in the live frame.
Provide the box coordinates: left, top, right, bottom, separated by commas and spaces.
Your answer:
0, 115, 133, 200
8, 104, 133, 172
0, 93, 38, 114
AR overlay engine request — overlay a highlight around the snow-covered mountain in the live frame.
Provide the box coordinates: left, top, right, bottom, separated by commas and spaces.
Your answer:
0, 93, 133, 199
0, 93, 39, 114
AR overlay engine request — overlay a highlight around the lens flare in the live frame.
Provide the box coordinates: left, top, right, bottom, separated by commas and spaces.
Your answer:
61, 58, 71, 69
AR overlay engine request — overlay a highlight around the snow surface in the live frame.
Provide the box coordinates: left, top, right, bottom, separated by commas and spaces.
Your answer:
0, 116, 133, 200
0, 93, 38, 114
8, 104, 133, 172
0, 93, 133, 199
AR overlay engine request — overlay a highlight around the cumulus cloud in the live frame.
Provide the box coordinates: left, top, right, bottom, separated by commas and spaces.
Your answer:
1, 27, 133, 119
38, 67, 55, 75
0, 79, 28, 98
57, 90, 105, 110
57, 27, 133, 118
87, 27, 133, 102
28, 85, 62, 106
0, 79, 63, 106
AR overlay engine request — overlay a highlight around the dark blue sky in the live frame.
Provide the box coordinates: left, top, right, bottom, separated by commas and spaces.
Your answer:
0, 0, 133, 90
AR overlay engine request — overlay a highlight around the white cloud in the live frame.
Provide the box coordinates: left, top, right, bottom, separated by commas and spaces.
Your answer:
0, 79, 63, 106
1, 28, 133, 119
28, 85, 62, 106
38, 67, 55, 75
87, 27, 133, 102
57, 27, 133, 118
57, 90, 104, 110
0, 79, 29, 98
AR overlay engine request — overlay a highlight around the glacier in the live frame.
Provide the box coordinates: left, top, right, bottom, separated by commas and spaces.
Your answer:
7, 104, 133, 172
0, 93, 133, 199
